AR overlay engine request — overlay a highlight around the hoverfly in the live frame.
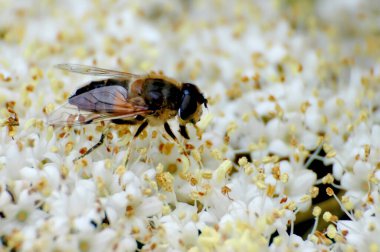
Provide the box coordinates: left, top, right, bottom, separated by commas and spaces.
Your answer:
48, 64, 208, 160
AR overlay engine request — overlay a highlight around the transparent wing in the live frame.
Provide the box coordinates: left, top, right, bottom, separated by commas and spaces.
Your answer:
47, 85, 152, 126
55, 64, 143, 79
46, 102, 150, 126
47, 103, 108, 126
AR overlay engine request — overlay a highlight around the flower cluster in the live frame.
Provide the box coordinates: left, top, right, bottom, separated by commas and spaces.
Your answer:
0, 0, 379, 251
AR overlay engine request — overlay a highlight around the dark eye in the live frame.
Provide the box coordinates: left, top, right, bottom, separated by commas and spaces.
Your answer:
179, 93, 197, 120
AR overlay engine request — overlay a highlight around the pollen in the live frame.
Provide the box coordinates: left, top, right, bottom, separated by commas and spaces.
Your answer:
198, 227, 220, 249
79, 241, 90, 252
16, 210, 28, 222
326, 224, 337, 239
162, 205, 171, 215
189, 176, 198, 186
60, 165, 69, 179
226, 121, 238, 135
156, 171, 174, 192
271, 165, 280, 180
167, 163, 177, 174
312, 206, 322, 217
300, 195, 311, 202
241, 75, 249, 82
238, 156, 248, 166
300, 101, 311, 113
159, 142, 175, 155
79, 147, 88, 155
266, 184, 275, 197
210, 149, 223, 160
0, 1, 377, 250
322, 211, 333, 222
322, 173, 334, 184
310, 186, 319, 198
36, 177, 50, 194
125, 205, 135, 218
326, 187, 334, 196
214, 160, 233, 183
64, 141, 74, 155
30, 67, 44, 80
191, 149, 202, 163
201, 170, 213, 179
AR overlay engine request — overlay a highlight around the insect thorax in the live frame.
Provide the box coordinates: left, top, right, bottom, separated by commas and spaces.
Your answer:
142, 78, 182, 111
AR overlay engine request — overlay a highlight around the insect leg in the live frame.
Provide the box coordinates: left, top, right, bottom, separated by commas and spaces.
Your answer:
111, 118, 141, 125
134, 120, 149, 138
179, 125, 190, 139
74, 130, 108, 162
164, 122, 177, 141
161, 124, 191, 160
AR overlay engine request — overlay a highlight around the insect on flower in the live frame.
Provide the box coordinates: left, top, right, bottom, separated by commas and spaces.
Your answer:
47, 64, 208, 160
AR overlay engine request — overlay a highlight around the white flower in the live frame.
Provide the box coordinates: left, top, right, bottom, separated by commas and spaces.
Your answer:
0, 189, 46, 233
160, 203, 198, 241
340, 160, 372, 204
0, 0, 378, 250
336, 208, 380, 251
282, 168, 316, 212
269, 234, 328, 252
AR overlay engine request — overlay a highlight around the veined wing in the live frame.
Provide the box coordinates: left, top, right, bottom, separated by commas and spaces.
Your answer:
55, 64, 143, 79
47, 85, 152, 126
46, 103, 150, 126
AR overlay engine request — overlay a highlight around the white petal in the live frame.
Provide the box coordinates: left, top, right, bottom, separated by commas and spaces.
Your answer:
139, 197, 162, 217
182, 222, 198, 247
268, 139, 290, 157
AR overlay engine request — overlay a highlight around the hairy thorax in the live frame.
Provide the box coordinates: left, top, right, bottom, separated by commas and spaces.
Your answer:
147, 108, 178, 126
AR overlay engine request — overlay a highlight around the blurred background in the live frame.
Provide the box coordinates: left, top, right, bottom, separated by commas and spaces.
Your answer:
1, 0, 380, 249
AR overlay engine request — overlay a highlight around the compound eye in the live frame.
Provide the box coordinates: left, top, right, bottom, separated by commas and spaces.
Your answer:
179, 94, 197, 121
